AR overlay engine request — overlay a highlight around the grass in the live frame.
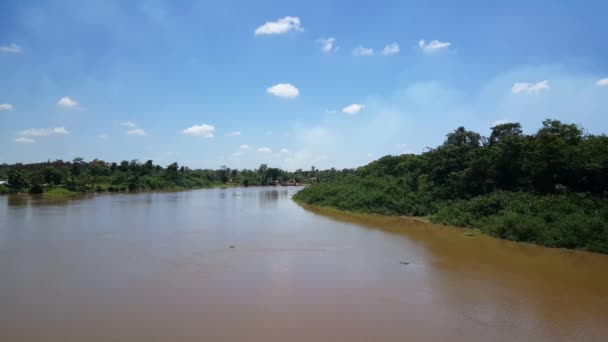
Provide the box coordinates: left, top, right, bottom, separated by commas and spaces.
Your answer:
44, 187, 77, 196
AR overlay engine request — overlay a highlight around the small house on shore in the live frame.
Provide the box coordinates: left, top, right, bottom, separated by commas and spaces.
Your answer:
280, 179, 302, 186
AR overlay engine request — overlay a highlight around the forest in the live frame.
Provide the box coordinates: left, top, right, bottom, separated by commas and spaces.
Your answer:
294, 119, 608, 254
0, 159, 349, 195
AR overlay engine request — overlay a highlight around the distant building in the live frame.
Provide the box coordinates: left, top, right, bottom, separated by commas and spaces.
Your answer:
281, 179, 301, 186
308, 177, 318, 184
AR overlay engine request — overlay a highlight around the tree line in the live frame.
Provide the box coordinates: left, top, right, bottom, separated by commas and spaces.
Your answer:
0, 158, 351, 194
294, 119, 608, 254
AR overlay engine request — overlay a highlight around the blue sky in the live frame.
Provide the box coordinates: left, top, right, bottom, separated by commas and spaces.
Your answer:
1, 0, 607, 170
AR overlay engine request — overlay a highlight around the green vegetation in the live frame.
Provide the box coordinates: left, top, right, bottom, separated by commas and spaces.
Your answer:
0, 159, 340, 195
43, 187, 77, 196
294, 120, 608, 254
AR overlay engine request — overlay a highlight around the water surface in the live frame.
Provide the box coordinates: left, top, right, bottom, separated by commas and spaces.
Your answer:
1, 187, 607, 341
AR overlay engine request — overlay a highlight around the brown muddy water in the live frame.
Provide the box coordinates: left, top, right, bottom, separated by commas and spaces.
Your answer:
1, 187, 607, 341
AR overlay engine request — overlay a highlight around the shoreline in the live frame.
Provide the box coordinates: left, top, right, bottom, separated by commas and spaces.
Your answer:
293, 199, 607, 257
1, 184, 305, 197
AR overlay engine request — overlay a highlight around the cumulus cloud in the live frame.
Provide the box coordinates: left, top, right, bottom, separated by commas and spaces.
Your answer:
232, 151, 245, 157
280, 148, 290, 155
342, 103, 364, 115
597, 78, 608, 87
226, 131, 241, 137
15, 137, 35, 144
267, 83, 299, 99
127, 128, 146, 136
182, 124, 215, 138
418, 39, 451, 53
258, 147, 272, 153
121, 122, 147, 136
240, 144, 250, 149
57, 96, 78, 108
352, 45, 374, 56
381, 42, 400, 56
0, 43, 21, 53
317, 37, 336, 53
511, 80, 550, 94
0, 103, 13, 111
255, 16, 302, 35
15, 127, 69, 144
19, 127, 69, 137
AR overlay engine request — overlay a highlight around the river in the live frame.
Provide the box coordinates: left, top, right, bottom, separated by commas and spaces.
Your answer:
1, 187, 607, 341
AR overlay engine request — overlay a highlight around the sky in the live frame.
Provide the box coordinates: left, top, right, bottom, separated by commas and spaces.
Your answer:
1, 0, 607, 171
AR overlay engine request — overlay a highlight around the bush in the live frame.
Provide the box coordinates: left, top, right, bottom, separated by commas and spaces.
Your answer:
295, 180, 608, 253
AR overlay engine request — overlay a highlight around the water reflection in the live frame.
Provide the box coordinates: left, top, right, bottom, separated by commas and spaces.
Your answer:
5, 193, 98, 207
259, 188, 289, 206
7, 195, 30, 207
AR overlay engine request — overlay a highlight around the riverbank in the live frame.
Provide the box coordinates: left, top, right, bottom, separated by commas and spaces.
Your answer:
0, 183, 239, 196
293, 189, 608, 255
1, 183, 308, 197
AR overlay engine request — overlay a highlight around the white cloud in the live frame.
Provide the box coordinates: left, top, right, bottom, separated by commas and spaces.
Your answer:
121, 121, 137, 128
0, 43, 21, 53
317, 37, 336, 53
15, 137, 35, 144
57, 96, 78, 108
232, 151, 245, 157
226, 131, 241, 137
258, 147, 272, 153
240, 144, 250, 149
255, 16, 303, 35
381, 42, 400, 56
342, 103, 364, 115
0, 103, 13, 111
418, 39, 451, 53
19, 127, 69, 137
98, 134, 109, 139
127, 128, 146, 136
597, 78, 608, 87
182, 124, 215, 138
121, 122, 147, 136
280, 148, 290, 155
511, 80, 550, 94
267, 83, 299, 99
324, 109, 337, 114
353, 45, 374, 56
